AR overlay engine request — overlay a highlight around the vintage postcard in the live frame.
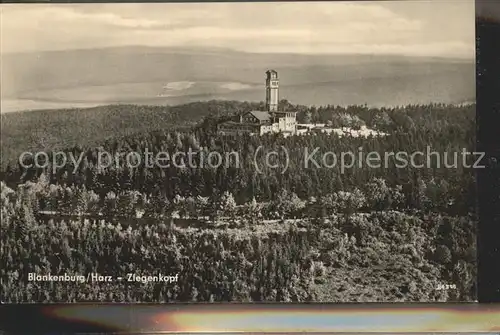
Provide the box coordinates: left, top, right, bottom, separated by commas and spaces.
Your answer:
0, 1, 477, 302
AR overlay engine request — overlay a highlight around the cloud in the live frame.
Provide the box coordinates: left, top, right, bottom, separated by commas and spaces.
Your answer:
53, 9, 164, 29
0, 2, 474, 58
2, 6, 166, 30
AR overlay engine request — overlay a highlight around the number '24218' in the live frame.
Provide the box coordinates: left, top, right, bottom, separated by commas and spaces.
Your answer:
436, 283, 457, 290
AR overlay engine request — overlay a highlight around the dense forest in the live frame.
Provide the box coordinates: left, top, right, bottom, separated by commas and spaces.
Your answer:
0, 100, 477, 302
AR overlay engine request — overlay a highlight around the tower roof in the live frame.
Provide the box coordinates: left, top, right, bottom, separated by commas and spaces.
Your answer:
266, 69, 277, 74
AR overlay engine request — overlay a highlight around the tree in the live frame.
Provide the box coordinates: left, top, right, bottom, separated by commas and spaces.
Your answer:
371, 111, 393, 130
1, 182, 15, 207
103, 191, 118, 218
195, 196, 210, 218
184, 197, 197, 218
320, 190, 364, 215
330, 113, 365, 129
220, 191, 237, 219
364, 178, 390, 210
303, 111, 312, 124
172, 194, 186, 218
273, 190, 305, 219
116, 191, 138, 217
434, 245, 452, 265
342, 189, 366, 213
243, 197, 261, 221
74, 187, 89, 215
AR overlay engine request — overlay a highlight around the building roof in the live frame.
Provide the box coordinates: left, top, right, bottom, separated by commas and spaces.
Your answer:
246, 110, 270, 122
266, 69, 277, 74
273, 110, 297, 114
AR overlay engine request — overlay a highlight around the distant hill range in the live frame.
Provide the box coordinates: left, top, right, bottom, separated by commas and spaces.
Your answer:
1, 46, 475, 113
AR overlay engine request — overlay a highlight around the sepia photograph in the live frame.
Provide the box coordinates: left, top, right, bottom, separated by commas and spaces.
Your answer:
0, 1, 477, 303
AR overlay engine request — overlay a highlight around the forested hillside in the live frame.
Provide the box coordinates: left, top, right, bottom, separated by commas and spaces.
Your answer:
0, 100, 261, 169
0, 101, 477, 302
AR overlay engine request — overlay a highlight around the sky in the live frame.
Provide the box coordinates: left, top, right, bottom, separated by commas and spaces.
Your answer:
1, 1, 475, 58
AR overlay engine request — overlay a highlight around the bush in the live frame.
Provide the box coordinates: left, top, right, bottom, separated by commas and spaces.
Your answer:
434, 245, 452, 264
